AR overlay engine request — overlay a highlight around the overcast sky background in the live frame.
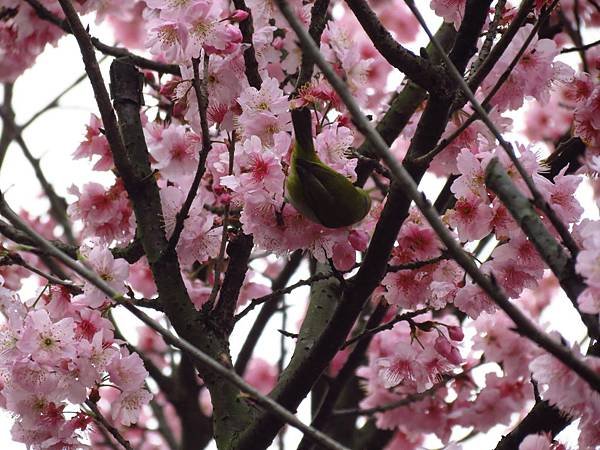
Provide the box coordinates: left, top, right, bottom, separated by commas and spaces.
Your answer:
0, 3, 595, 449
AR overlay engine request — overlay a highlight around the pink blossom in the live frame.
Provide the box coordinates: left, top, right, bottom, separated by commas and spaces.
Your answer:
146, 17, 189, 63
244, 358, 277, 394
73, 114, 113, 171
376, 343, 426, 389
149, 124, 200, 179
80, 245, 129, 307
446, 194, 493, 241
430, 0, 466, 27
112, 387, 153, 426
67, 181, 135, 244
107, 350, 148, 391
128, 258, 158, 298
238, 78, 291, 144
17, 310, 75, 364
519, 433, 553, 450
454, 284, 497, 319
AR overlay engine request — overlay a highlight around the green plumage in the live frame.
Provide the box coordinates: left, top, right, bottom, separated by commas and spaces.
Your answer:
285, 109, 371, 229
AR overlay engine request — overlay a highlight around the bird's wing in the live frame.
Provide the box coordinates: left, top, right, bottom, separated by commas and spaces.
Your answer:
294, 158, 339, 225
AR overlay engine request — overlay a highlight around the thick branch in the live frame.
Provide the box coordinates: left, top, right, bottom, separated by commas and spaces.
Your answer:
494, 401, 571, 450
232, 0, 262, 89
214, 232, 254, 331
345, 0, 450, 95
269, 0, 600, 398
485, 158, 600, 340
295, 0, 330, 90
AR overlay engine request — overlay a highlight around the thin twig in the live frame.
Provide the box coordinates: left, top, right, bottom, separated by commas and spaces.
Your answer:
275, 0, 600, 393
21, 55, 109, 131
85, 399, 133, 450
387, 254, 448, 272
206, 131, 235, 306
164, 55, 212, 256
342, 307, 430, 349
561, 38, 600, 53
23, 0, 180, 75
0, 107, 76, 246
0, 251, 80, 290
234, 272, 332, 322
334, 364, 478, 416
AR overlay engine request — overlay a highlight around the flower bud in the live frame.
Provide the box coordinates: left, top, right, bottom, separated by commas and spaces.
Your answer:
230, 9, 250, 22
447, 325, 464, 342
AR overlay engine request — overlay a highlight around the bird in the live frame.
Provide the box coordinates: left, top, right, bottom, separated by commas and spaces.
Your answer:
285, 108, 371, 229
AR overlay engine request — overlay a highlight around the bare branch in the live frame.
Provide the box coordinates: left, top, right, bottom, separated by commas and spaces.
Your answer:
234, 250, 304, 375
85, 399, 133, 450
0, 105, 76, 246
232, 0, 262, 89
295, 0, 330, 91
164, 55, 213, 256
342, 307, 430, 349
234, 271, 332, 322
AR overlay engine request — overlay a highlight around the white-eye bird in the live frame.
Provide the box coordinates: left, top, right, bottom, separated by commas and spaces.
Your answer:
285, 108, 371, 229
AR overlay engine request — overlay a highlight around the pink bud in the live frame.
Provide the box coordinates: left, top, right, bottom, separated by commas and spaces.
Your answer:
447, 325, 464, 342
447, 346, 463, 365
159, 80, 179, 98
349, 229, 369, 251
434, 335, 452, 357
434, 336, 463, 365
230, 9, 250, 22
272, 37, 285, 50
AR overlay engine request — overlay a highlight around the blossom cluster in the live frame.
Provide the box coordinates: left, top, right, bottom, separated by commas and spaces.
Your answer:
1, 0, 600, 448
0, 271, 152, 448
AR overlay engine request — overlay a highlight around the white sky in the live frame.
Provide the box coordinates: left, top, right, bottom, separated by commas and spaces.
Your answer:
0, 3, 596, 450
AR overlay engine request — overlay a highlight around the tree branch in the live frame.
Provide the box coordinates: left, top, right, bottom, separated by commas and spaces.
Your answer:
234, 270, 331, 322
85, 399, 133, 450
341, 307, 430, 349
164, 55, 213, 256
269, 0, 600, 396
23, 0, 180, 75
345, 0, 450, 96
485, 158, 600, 341
232, 0, 262, 89
494, 401, 571, 450
234, 250, 304, 375
295, 0, 330, 91
0, 105, 76, 246
0, 194, 350, 450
